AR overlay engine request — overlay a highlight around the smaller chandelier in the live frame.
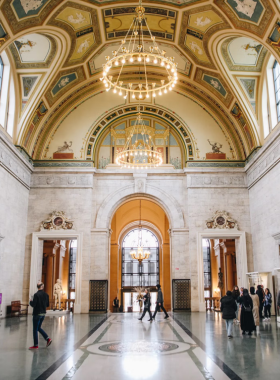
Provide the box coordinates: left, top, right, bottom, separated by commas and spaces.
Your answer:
130, 245, 150, 263
100, 0, 178, 98
115, 111, 163, 169
130, 201, 151, 263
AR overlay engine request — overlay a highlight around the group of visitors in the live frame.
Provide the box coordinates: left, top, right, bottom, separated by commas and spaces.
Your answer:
221, 284, 273, 339
138, 284, 169, 322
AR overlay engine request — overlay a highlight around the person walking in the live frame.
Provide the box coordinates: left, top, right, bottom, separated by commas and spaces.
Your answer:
29, 282, 52, 349
138, 289, 153, 322
113, 296, 119, 313
220, 291, 237, 339
239, 288, 255, 335
256, 285, 264, 319
152, 284, 169, 320
249, 287, 259, 330
232, 286, 240, 323
264, 288, 272, 321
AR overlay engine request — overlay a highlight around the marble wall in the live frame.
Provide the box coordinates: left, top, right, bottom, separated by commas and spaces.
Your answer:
2, 127, 280, 315
0, 130, 32, 317
246, 128, 280, 273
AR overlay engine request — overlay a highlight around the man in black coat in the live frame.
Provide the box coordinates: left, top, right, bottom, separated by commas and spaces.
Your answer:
152, 284, 169, 320
220, 290, 237, 339
29, 282, 52, 349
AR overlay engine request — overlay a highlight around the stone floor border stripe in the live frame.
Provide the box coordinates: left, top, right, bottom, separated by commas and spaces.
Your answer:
173, 316, 242, 380
35, 315, 108, 380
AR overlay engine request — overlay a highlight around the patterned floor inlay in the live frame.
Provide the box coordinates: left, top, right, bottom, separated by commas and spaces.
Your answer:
98, 340, 179, 354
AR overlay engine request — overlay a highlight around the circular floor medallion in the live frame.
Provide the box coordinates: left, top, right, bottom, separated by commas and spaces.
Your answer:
98, 341, 179, 354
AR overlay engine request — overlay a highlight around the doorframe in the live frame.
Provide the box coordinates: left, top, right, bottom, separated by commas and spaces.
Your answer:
29, 230, 83, 313
197, 230, 248, 312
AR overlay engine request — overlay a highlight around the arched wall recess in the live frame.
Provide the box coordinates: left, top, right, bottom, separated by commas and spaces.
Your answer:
2, 28, 70, 147
90, 108, 191, 168
209, 29, 280, 148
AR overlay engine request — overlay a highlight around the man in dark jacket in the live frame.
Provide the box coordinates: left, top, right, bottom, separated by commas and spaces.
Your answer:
29, 282, 52, 349
152, 284, 169, 320
256, 285, 264, 319
220, 290, 237, 339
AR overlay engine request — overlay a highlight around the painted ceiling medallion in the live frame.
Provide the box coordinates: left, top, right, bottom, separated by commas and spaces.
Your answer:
115, 110, 163, 169
100, 0, 178, 99
206, 211, 238, 229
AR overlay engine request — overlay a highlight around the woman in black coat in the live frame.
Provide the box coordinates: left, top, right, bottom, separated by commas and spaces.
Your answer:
238, 288, 256, 335
220, 291, 237, 338
138, 289, 153, 322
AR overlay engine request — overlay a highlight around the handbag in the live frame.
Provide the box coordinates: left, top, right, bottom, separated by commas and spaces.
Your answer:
243, 304, 251, 312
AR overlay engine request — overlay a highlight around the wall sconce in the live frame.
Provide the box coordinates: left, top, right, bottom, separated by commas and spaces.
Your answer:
214, 288, 220, 293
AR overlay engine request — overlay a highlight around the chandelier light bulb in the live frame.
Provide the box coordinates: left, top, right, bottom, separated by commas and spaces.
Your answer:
164, 88, 167, 93
105, 83, 108, 87
153, 92, 156, 97
161, 61, 165, 66
121, 58, 125, 64
139, 93, 142, 99
167, 64, 170, 69
159, 90, 162, 96
154, 58, 158, 64
115, 60, 119, 66
119, 90, 122, 96
132, 93, 135, 99
138, 56, 142, 62
146, 57, 150, 62
113, 88, 117, 93
169, 86, 172, 91
130, 56, 134, 62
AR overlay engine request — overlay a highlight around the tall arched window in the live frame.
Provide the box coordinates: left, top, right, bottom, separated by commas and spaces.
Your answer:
122, 228, 159, 287
0, 56, 4, 95
273, 60, 280, 123
0, 51, 16, 138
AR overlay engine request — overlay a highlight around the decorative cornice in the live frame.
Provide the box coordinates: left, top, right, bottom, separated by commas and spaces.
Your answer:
245, 127, 280, 189
31, 173, 93, 188
0, 130, 33, 189
187, 174, 247, 188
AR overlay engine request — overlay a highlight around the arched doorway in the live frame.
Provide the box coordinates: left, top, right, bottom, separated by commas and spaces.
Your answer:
109, 199, 171, 312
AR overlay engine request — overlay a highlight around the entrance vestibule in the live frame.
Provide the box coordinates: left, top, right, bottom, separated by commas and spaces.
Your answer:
41, 239, 76, 310
109, 199, 171, 312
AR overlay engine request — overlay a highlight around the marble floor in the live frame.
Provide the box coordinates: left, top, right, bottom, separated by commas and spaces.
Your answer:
1, 312, 280, 380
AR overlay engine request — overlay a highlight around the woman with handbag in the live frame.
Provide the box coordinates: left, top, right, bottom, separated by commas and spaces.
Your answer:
138, 289, 153, 322
238, 288, 256, 335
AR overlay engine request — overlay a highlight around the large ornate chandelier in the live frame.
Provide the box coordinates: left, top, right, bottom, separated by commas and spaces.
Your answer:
100, 1, 178, 98
115, 110, 163, 169
130, 200, 150, 263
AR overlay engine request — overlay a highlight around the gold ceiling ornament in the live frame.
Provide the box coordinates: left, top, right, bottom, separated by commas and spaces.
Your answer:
130, 200, 151, 263
100, 0, 178, 99
115, 109, 163, 169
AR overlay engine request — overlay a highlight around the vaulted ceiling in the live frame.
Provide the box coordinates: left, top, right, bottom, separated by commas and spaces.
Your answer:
0, 0, 279, 163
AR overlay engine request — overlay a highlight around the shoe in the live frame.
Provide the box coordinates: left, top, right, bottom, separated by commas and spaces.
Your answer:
248, 332, 252, 336
228, 335, 233, 339
46, 338, 52, 347
164, 315, 169, 319
138, 318, 142, 321
29, 346, 38, 350
263, 318, 268, 321
236, 320, 240, 323
242, 331, 245, 335
147, 319, 152, 322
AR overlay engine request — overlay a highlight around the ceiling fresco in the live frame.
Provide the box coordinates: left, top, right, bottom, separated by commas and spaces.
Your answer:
179, 5, 230, 69
103, 6, 177, 41
0, 0, 279, 166
9, 33, 57, 69
222, 36, 267, 71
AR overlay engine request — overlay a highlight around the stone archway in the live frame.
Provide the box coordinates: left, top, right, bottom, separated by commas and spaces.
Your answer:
91, 181, 188, 312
